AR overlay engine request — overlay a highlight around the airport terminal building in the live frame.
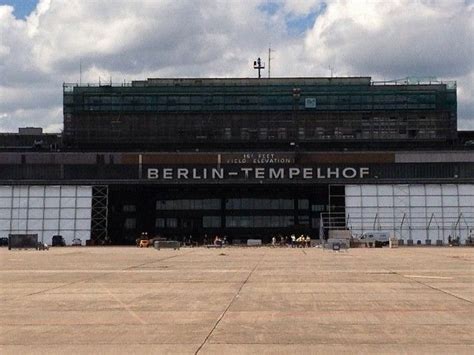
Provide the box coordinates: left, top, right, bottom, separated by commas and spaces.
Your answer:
1, 77, 473, 245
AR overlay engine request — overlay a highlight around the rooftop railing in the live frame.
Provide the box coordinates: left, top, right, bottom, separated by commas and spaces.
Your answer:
63, 76, 457, 92
372, 77, 456, 89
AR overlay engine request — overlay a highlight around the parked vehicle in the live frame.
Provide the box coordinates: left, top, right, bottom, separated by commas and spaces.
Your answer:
8, 234, 39, 250
359, 231, 391, 246
72, 238, 82, 246
37, 242, 49, 250
139, 239, 150, 248
0, 237, 8, 247
52, 235, 66, 246
136, 232, 158, 248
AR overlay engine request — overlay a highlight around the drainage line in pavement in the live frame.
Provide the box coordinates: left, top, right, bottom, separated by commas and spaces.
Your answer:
21, 250, 194, 300
394, 271, 473, 304
194, 251, 266, 355
123, 249, 194, 270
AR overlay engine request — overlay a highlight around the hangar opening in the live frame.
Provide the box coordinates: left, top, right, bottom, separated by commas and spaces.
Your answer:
107, 184, 332, 245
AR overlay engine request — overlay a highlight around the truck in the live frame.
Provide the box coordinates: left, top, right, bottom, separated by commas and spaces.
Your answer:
359, 231, 391, 247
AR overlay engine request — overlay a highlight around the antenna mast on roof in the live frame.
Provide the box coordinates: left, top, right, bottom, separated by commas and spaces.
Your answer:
268, 46, 274, 78
328, 64, 334, 78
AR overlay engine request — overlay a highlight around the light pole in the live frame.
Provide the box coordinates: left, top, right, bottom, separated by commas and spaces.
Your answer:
253, 58, 265, 79
292, 88, 301, 143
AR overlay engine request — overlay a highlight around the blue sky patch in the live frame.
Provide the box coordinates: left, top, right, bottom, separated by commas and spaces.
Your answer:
286, 2, 326, 36
259, 1, 327, 36
1, 0, 38, 19
259, 1, 281, 16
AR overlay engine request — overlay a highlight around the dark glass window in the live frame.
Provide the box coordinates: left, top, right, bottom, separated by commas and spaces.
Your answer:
194, 199, 203, 210
156, 199, 220, 210
270, 199, 280, 209
124, 218, 136, 230
166, 218, 177, 228
123, 205, 136, 212
225, 198, 294, 210
241, 198, 252, 209
205, 199, 221, 209
225, 216, 294, 228
203, 216, 221, 228
298, 199, 309, 209
254, 199, 267, 209
283, 216, 294, 227
155, 218, 165, 228
241, 128, 250, 140
271, 216, 280, 227
278, 128, 287, 139
311, 204, 326, 212
282, 199, 293, 209
298, 215, 310, 225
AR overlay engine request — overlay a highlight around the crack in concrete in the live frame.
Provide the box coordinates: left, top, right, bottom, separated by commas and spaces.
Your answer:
17, 250, 194, 300
194, 250, 267, 354
393, 271, 473, 305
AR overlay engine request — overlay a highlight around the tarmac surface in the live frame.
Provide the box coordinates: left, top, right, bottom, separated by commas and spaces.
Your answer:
0, 246, 473, 354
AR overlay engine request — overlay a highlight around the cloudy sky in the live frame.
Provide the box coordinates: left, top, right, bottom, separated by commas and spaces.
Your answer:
0, 0, 473, 132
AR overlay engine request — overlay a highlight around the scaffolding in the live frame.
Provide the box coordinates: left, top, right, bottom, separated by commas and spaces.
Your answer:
63, 77, 457, 149
91, 185, 109, 244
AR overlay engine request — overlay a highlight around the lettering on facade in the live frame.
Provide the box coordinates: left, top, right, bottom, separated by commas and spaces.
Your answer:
222, 153, 294, 164
147, 167, 370, 180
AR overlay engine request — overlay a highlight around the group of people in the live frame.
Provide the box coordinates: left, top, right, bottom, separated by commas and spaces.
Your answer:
448, 235, 460, 246
271, 234, 312, 248
138, 232, 312, 247
212, 235, 228, 246
202, 234, 228, 247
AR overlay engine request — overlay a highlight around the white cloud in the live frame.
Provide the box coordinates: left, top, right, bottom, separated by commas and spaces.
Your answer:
0, 106, 62, 131
302, 0, 474, 128
0, 0, 472, 132
305, 0, 473, 77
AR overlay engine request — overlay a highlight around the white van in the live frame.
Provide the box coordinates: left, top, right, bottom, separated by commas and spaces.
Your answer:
359, 231, 391, 246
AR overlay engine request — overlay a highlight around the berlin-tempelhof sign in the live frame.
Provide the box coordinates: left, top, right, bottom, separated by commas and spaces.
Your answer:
147, 166, 370, 180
